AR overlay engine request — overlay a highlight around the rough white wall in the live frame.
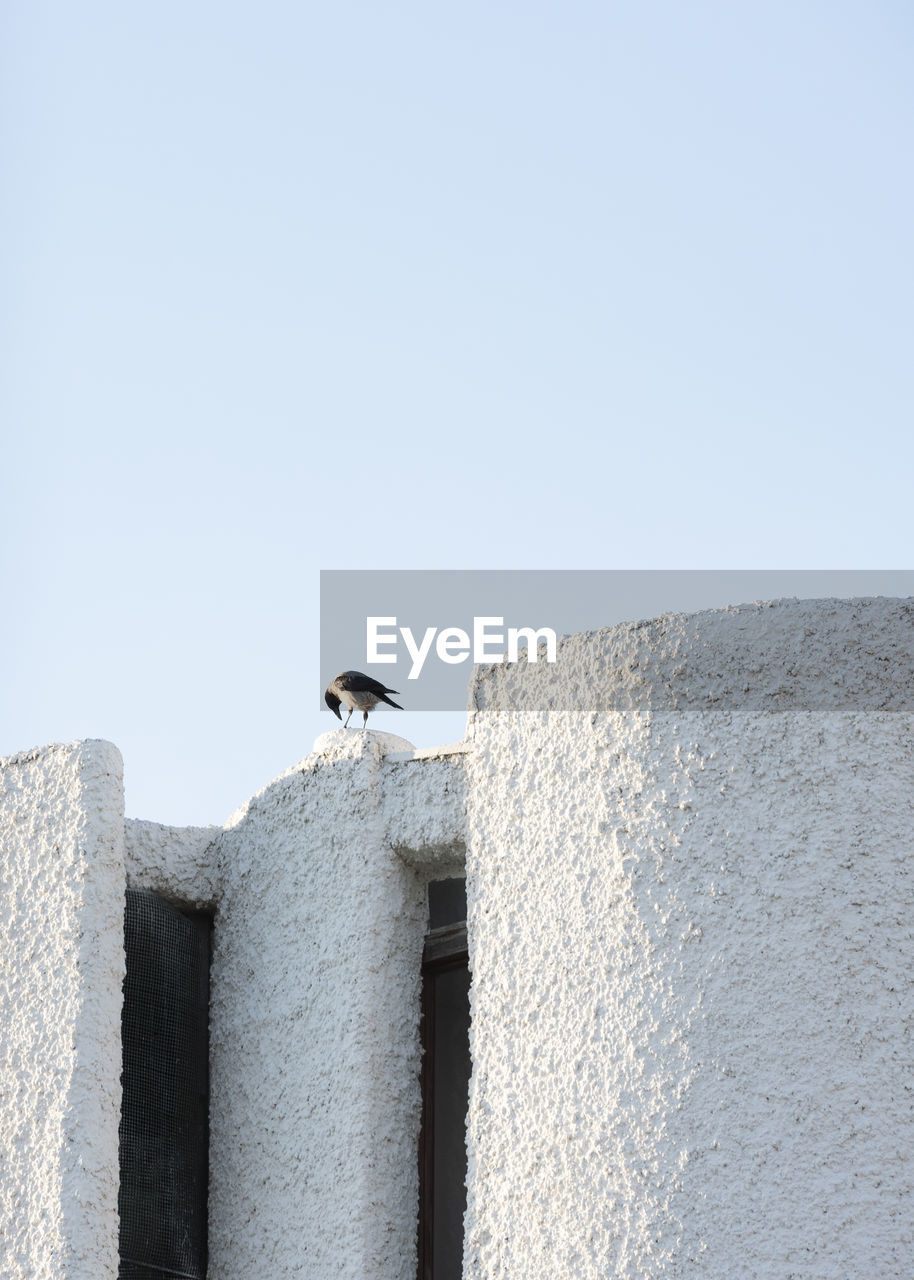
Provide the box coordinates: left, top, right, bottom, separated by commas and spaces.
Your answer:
462, 598, 914, 1279
0, 740, 125, 1280
124, 817, 220, 905
206, 730, 466, 1280
383, 747, 468, 874
7, 598, 911, 1280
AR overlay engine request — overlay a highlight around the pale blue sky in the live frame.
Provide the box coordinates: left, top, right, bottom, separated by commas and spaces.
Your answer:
3, 2, 913, 824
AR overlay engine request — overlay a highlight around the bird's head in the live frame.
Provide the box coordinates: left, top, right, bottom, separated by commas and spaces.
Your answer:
324, 688, 342, 720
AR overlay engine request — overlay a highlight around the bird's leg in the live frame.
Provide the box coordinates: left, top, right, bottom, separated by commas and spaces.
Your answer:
344, 708, 353, 728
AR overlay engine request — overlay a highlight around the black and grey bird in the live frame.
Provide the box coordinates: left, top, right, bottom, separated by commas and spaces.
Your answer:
324, 670, 403, 729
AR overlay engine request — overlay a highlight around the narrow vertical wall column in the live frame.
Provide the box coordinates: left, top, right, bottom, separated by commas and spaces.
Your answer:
207, 731, 430, 1280
0, 740, 126, 1280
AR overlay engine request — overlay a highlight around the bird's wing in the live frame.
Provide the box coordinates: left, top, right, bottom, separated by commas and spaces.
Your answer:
336, 670, 400, 696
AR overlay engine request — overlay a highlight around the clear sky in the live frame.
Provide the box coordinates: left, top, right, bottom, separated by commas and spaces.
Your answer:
2, 2, 912, 825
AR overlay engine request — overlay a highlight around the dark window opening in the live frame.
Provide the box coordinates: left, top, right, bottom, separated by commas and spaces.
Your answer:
119, 888, 211, 1280
418, 878, 471, 1280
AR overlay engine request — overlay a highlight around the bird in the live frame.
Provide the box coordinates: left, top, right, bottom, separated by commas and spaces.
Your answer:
324, 670, 403, 729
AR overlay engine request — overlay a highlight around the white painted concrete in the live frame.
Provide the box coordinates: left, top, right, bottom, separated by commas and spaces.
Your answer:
206, 729, 465, 1280
124, 817, 219, 906
0, 740, 125, 1280
462, 598, 914, 1279
2, 598, 912, 1280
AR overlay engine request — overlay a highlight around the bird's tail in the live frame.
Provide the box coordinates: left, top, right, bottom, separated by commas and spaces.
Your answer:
379, 692, 403, 710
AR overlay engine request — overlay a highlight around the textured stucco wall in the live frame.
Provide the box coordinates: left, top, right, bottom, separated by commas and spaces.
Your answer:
6, 597, 911, 1280
0, 740, 125, 1280
124, 817, 220, 906
206, 730, 466, 1280
462, 598, 914, 1279
1, 732, 467, 1280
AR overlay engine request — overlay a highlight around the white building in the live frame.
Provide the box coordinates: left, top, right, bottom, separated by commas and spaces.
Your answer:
2, 597, 913, 1280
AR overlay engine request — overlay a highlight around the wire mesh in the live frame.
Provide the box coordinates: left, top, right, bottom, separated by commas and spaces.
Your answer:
118, 889, 211, 1280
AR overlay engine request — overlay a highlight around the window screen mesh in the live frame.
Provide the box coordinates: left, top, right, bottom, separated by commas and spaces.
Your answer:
427, 877, 467, 930
119, 889, 211, 1280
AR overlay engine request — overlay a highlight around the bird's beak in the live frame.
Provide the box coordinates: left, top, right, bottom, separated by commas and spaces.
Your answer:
324, 690, 342, 720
